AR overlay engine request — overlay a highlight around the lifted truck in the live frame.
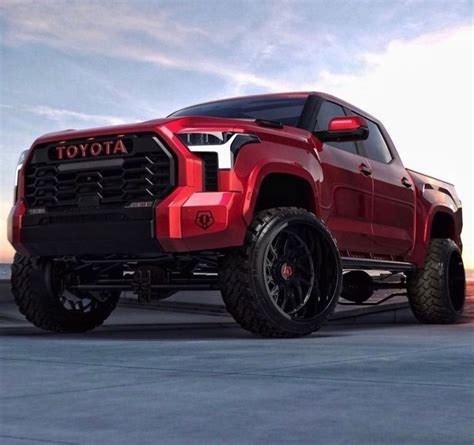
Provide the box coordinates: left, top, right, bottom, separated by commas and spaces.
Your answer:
8, 92, 466, 337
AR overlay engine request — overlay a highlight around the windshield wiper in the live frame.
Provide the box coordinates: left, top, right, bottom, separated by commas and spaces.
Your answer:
255, 119, 284, 129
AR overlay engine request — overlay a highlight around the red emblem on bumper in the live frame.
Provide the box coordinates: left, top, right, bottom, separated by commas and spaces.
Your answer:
195, 211, 214, 230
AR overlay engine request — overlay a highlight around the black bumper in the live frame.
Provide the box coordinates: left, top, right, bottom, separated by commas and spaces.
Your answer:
22, 207, 162, 256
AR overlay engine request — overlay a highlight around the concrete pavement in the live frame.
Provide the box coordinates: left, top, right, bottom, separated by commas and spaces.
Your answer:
0, 283, 473, 444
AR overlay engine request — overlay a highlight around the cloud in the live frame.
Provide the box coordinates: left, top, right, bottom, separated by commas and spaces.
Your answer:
0, 0, 208, 48
0, 197, 15, 263
25, 105, 129, 126
0, 2, 472, 265
2, 103, 130, 126
0, 0, 291, 91
125, 46, 292, 91
309, 24, 473, 180
310, 24, 473, 266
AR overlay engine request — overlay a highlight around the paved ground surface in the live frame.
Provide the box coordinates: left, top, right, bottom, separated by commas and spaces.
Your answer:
0, 282, 473, 444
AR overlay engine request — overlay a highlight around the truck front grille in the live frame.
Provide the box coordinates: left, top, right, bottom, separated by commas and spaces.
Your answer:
24, 133, 176, 210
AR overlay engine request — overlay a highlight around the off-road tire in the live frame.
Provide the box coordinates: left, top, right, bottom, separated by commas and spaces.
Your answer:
219, 207, 342, 338
11, 254, 120, 332
407, 239, 465, 324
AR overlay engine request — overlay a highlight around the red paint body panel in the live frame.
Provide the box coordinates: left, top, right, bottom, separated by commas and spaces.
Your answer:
316, 141, 374, 255
7, 200, 28, 256
370, 158, 415, 258
8, 92, 463, 268
407, 169, 462, 265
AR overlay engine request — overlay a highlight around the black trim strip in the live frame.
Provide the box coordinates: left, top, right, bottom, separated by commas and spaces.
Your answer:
230, 134, 260, 158
341, 257, 416, 272
255, 119, 283, 129
58, 158, 124, 171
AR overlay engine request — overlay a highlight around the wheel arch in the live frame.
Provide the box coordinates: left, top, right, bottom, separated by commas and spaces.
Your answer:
429, 210, 456, 241
423, 205, 462, 249
242, 162, 321, 224
411, 206, 461, 266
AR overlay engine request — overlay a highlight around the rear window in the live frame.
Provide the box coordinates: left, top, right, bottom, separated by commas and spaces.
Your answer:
169, 97, 307, 127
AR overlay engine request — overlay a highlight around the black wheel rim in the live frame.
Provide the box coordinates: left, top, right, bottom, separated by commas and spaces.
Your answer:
59, 292, 98, 313
51, 263, 99, 314
447, 250, 465, 312
263, 223, 337, 321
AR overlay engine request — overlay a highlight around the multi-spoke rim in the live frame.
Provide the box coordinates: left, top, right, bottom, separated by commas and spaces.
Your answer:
59, 291, 98, 313
263, 223, 333, 320
51, 263, 99, 313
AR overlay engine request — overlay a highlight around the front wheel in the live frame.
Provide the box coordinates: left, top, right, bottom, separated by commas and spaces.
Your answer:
407, 239, 465, 324
11, 254, 120, 332
219, 208, 342, 338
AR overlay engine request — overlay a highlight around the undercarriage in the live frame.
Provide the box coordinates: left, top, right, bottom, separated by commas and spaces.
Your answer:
52, 252, 413, 308
54, 253, 223, 304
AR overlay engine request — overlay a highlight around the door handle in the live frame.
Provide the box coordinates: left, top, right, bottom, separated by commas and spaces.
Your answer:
359, 163, 372, 176
401, 177, 412, 188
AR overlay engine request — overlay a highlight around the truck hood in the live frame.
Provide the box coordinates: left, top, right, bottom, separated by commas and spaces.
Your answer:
31, 115, 313, 149
32, 118, 175, 146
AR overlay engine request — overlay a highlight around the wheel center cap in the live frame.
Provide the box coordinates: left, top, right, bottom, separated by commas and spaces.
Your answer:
280, 263, 294, 280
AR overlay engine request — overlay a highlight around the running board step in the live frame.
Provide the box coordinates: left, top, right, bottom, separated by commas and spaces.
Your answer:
341, 257, 416, 272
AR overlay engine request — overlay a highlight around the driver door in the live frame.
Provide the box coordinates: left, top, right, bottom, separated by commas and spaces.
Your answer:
313, 101, 374, 256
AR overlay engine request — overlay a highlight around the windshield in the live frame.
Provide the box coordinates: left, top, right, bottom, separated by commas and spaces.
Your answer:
169, 97, 307, 127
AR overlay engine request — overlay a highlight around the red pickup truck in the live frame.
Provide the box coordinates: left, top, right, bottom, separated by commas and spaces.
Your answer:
8, 92, 465, 337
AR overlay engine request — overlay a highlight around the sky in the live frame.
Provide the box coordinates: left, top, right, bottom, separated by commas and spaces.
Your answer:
0, 0, 473, 266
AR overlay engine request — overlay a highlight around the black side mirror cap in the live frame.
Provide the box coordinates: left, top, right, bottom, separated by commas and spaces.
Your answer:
314, 127, 369, 143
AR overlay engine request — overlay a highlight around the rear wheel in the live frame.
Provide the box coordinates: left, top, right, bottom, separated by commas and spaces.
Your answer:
219, 208, 342, 338
407, 239, 465, 323
11, 254, 120, 332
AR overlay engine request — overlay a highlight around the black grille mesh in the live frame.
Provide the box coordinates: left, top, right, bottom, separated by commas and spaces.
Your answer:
196, 152, 218, 192
24, 134, 175, 210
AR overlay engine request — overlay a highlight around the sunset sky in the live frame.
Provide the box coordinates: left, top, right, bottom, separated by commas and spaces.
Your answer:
0, 0, 472, 266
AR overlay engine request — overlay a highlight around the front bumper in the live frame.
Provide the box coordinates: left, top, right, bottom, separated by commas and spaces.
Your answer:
8, 202, 160, 256
8, 189, 247, 256
9, 120, 250, 257
156, 189, 246, 252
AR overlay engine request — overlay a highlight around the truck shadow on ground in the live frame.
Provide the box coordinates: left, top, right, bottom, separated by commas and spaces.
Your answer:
0, 319, 430, 341
2, 292, 471, 341
0, 326, 346, 341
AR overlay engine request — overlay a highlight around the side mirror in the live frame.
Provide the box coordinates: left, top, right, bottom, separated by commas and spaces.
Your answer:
314, 116, 369, 143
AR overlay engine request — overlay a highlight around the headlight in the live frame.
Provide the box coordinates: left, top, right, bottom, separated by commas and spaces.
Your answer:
14, 150, 28, 203
177, 132, 259, 169
178, 132, 234, 147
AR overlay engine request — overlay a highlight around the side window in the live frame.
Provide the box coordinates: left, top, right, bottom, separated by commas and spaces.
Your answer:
315, 101, 358, 155
361, 119, 393, 164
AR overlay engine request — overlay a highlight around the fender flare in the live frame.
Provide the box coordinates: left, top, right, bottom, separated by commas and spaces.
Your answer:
424, 206, 458, 244
241, 160, 323, 224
